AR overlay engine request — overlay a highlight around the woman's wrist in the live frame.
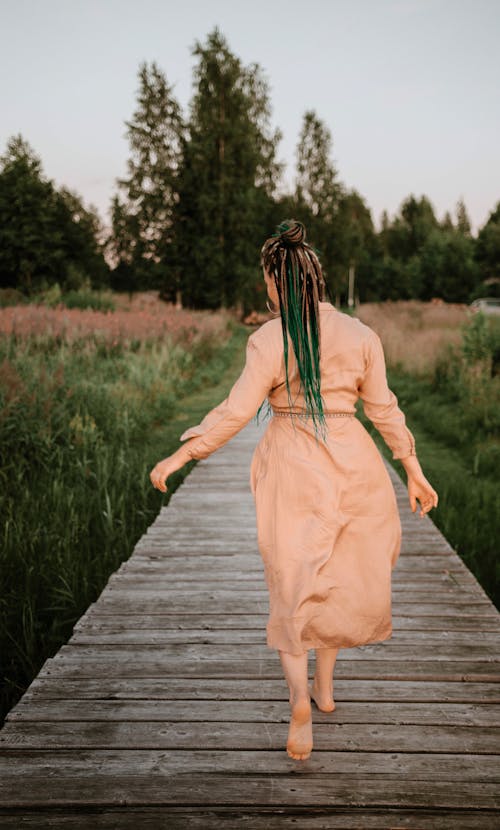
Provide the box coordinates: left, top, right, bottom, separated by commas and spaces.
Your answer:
175, 441, 197, 465
399, 454, 423, 478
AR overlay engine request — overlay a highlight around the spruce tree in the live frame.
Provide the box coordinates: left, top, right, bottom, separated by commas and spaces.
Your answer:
175, 28, 282, 311
0, 135, 108, 294
295, 111, 342, 298
0, 136, 63, 293
476, 202, 500, 283
456, 198, 472, 236
110, 62, 185, 293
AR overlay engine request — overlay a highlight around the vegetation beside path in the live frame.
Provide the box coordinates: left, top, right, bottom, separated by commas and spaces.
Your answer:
0, 303, 249, 725
356, 303, 500, 610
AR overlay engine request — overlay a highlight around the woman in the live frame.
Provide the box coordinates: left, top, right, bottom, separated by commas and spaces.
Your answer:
149, 220, 438, 762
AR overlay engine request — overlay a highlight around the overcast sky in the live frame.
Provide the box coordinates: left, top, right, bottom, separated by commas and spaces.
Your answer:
1, 0, 499, 233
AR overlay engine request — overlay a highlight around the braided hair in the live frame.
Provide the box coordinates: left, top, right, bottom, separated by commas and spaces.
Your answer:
260, 219, 328, 443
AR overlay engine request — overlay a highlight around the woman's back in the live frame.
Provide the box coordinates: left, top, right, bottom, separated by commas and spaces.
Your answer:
263, 300, 371, 413
252, 300, 415, 461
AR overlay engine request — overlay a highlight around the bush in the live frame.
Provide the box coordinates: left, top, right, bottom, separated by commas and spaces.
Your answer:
0, 288, 27, 307
61, 289, 116, 312
28, 281, 116, 312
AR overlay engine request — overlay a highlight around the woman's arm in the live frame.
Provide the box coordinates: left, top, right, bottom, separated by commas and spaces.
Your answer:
149, 438, 202, 493
149, 328, 278, 493
399, 454, 438, 518
358, 329, 438, 518
357, 329, 417, 461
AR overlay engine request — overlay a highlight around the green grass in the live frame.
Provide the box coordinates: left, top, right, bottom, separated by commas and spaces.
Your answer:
0, 322, 251, 724
0, 284, 117, 311
357, 368, 499, 609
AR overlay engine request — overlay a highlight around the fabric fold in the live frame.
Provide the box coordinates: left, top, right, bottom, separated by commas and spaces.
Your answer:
358, 329, 417, 460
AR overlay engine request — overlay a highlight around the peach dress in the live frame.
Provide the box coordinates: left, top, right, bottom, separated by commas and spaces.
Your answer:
180, 300, 417, 656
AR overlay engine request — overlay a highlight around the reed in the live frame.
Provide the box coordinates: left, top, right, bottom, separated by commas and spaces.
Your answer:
356, 299, 469, 374
0, 302, 245, 724
355, 302, 500, 608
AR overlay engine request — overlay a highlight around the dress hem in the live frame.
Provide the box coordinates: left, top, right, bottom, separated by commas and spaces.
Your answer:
266, 625, 393, 656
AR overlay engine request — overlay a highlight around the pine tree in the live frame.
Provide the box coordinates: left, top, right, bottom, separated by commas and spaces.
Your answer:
0, 135, 108, 293
175, 28, 282, 311
441, 211, 454, 231
456, 198, 472, 236
476, 202, 500, 283
110, 62, 185, 293
54, 187, 109, 288
0, 136, 63, 293
294, 111, 342, 297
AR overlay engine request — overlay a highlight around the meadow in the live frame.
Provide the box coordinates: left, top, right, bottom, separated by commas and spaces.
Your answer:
0, 294, 248, 723
355, 300, 500, 609
1, 293, 498, 725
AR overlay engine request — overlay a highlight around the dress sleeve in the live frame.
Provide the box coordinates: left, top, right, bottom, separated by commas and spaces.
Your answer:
358, 329, 417, 460
179, 329, 278, 460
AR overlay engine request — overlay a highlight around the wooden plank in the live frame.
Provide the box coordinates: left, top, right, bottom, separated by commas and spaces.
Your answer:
128, 539, 459, 552
7, 699, 500, 727
0, 773, 500, 810
0, 810, 499, 830
0, 774, 498, 809
86, 597, 498, 616
100, 584, 491, 598
120, 553, 468, 569
1, 721, 499, 754
35, 656, 500, 681
1, 749, 499, 779
55, 644, 500, 661
51, 643, 500, 662
21, 678, 500, 703
107, 571, 482, 586
73, 612, 500, 632
67, 628, 500, 646
104, 569, 483, 599
0, 776, 499, 815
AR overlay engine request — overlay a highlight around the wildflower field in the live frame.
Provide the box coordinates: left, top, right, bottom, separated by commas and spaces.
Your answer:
0, 295, 246, 723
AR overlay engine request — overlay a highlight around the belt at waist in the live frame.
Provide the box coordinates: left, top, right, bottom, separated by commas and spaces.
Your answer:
271, 407, 355, 418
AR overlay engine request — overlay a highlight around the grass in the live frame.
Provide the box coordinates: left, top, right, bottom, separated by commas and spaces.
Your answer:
0, 304, 251, 725
357, 373, 499, 608
356, 299, 469, 374
355, 302, 500, 609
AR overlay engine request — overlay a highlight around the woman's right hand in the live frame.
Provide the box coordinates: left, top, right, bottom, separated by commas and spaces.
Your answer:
407, 473, 439, 518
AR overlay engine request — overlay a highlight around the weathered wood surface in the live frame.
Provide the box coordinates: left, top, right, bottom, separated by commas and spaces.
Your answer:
1, 418, 499, 828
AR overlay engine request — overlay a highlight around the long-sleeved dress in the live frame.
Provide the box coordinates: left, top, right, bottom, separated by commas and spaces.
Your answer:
179, 300, 416, 656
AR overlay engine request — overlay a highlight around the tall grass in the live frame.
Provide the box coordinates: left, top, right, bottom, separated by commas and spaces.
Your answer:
356, 302, 500, 607
357, 299, 469, 374
0, 304, 247, 724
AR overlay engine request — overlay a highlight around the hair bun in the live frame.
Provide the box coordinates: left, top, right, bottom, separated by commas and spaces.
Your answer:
277, 219, 306, 248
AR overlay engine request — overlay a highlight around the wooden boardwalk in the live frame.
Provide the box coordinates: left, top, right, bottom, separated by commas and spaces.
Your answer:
1, 418, 499, 828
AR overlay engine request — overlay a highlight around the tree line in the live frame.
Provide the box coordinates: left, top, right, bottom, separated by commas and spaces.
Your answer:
1, 27, 499, 311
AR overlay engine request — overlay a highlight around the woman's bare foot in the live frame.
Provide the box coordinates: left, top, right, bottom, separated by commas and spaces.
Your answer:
286, 696, 313, 760
309, 676, 335, 712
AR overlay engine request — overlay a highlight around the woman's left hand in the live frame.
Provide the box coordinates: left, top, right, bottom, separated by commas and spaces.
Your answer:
149, 456, 179, 493
407, 473, 439, 518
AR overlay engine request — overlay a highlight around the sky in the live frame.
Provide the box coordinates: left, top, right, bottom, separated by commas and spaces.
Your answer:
1, 0, 499, 234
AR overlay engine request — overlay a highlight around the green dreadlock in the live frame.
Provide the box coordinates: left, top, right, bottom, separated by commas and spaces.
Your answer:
258, 219, 329, 445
